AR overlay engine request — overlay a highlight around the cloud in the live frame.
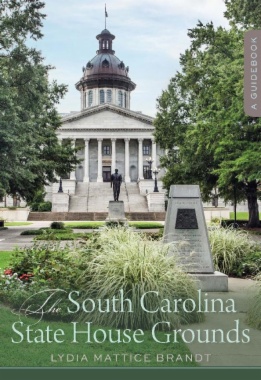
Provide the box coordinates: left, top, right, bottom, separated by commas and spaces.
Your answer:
44, 0, 228, 28
41, 0, 230, 115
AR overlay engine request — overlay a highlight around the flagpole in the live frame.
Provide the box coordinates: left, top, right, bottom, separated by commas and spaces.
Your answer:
105, 4, 107, 29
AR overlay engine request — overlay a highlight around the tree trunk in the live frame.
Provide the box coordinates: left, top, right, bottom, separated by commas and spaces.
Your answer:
246, 181, 260, 228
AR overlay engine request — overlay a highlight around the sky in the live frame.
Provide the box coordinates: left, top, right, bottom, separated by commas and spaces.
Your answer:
34, 0, 229, 117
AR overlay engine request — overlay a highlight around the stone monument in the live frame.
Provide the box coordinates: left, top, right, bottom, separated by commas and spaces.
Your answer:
106, 169, 127, 225
163, 185, 228, 291
106, 201, 127, 225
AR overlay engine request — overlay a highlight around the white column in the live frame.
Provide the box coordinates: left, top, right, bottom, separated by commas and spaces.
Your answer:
126, 91, 130, 109
113, 88, 117, 106
95, 89, 99, 106
125, 138, 130, 183
138, 138, 144, 180
152, 139, 157, 168
70, 139, 76, 180
97, 138, 103, 182
80, 91, 83, 110
111, 138, 116, 173
83, 138, 90, 182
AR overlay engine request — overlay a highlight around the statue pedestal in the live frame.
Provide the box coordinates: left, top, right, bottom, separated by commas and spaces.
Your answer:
105, 201, 128, 225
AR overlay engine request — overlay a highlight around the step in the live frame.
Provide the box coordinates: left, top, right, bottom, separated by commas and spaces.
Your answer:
67, 181, 149, 213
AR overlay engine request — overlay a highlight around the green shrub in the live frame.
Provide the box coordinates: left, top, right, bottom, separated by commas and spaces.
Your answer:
236, 252, 261, 277
129, 222, 164, 229
77, 227, 203, 330
0, 243, 88, 321
143, 229, 164, 240
210, 217, 222, 225
50, 221, 65, 229
209, 226, 259, 276
28, 189, 52, 211
38, 201, 52, 212
21, 229, 44, 236
4, 244, 82, 289
35, 232, 91, 241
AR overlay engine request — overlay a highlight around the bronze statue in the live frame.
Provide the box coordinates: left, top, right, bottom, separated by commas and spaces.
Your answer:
111, 169, 122, 201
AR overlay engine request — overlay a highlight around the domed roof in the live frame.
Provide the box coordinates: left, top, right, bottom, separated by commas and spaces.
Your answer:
76, 29, 136, 92
84, 53, 130, 78
100, 28, 112, 35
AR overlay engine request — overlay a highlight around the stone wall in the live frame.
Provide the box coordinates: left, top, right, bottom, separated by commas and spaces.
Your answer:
138, 180, 165, 195
146, 192, 165, 212
52, 180, 76, 195
0, 208, 30, 221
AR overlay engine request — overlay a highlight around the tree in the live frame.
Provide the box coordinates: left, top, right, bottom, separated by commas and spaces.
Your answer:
154, 22, 261, 227
224, 0, 261, 28
0, 0, 78, 202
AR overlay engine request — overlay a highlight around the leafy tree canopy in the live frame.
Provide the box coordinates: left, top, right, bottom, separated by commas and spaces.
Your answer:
224, 0, 261, 28
154, 18, 261, 226
0, 0, 78, 202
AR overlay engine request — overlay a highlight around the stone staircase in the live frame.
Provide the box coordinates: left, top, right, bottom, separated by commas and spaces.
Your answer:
125, 183, 148, 213
69, 182, 89, 212
68, 182, 149, 213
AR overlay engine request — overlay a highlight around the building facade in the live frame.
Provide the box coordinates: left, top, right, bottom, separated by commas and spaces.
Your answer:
55, 28, 164, 186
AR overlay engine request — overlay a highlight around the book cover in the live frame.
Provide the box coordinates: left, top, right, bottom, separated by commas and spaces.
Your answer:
0, 0, 261, 378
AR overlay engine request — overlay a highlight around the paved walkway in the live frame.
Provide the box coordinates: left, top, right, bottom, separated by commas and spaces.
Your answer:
186, 277, 261, 367
0, 222, 51, 250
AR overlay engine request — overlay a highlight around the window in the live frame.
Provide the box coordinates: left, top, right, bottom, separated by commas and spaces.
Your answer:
102, 59, 109, 68
103, 145, 111, 155
124, 92, 127, 108
107, 89, 112, 103
143, 145, 150, 155
100, 90, 105, 104
88, 90, 93, 107
102, 40, 109, 49
118, 90, 123, 107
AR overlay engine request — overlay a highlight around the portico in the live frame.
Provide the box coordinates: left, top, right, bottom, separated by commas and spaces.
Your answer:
58, 109, 160, 183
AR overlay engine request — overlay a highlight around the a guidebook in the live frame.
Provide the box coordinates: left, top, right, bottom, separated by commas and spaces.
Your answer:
0, 0, 261, 379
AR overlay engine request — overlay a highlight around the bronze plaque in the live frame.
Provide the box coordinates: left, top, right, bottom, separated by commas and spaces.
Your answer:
175, 209, 198, 229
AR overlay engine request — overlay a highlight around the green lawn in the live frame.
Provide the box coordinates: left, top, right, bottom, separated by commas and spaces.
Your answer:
229, 212, 261, 220
64, 221, 164, 229
0, 304, 197, 368
5, 222, 32, 227
64, 221, 105, 229
0, 251, 12, 270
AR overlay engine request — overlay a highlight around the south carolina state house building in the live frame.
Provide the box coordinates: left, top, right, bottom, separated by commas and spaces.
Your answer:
46, 27, 166, 213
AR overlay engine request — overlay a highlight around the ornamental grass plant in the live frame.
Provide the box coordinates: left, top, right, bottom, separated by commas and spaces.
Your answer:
77, 227, 203, 330
246, 274, 261, 330
208, 226, 259, 275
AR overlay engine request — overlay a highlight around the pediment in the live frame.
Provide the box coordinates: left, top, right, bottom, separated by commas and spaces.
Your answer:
60, 104, 154, 131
